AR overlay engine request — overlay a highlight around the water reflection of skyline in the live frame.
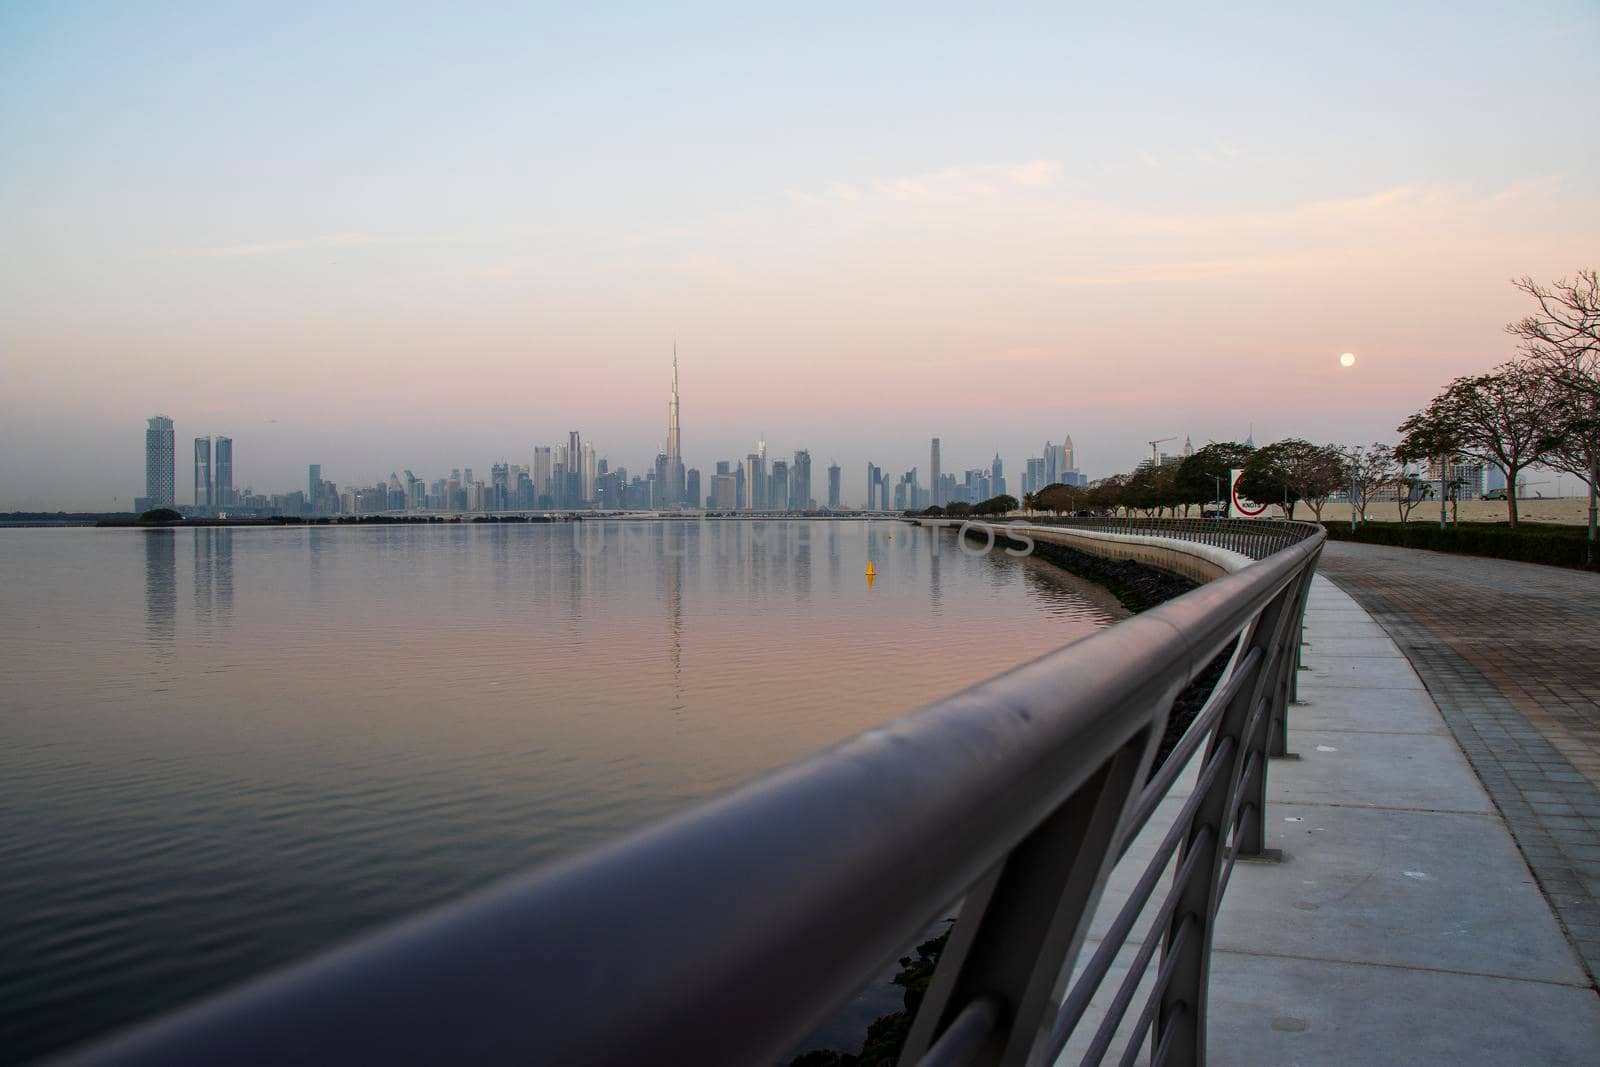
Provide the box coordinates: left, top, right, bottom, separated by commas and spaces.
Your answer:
18, 519, 1118, 1065
143, 530, 175, 649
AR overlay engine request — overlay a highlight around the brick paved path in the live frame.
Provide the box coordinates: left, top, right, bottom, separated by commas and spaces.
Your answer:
1317, 541, 1600, 984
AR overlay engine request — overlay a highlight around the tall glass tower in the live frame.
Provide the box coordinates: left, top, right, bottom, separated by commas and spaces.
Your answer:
144, 416, 175, 509
214, 436, 233, 507
193, 436, 212, 508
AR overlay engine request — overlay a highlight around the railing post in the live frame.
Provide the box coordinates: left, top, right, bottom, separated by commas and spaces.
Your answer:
1268, 562, 1317, 758
900, 737, 1156, 1067
1157, 571, 1301, 1065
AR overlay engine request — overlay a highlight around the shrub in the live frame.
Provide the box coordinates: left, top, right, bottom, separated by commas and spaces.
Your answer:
1321, 521, 1594, 570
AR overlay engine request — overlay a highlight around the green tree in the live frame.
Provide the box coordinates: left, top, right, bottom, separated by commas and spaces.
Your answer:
1340, 443, 1399, 522
1085, 475, 1126, 515
1239, 439, 1344, 520
1173, 442, 1254, 513
1035, 483, 1081, 515
973, 493, 1018, 515
1399, 362, 1564, 526
1509, 269, 1599, 556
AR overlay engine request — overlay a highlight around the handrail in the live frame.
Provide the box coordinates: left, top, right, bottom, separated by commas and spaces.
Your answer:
64, 522, 1325, 1067
1017, 515, 1319, 560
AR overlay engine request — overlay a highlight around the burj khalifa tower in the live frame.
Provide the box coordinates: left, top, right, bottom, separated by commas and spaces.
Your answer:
666, 346, 685, 505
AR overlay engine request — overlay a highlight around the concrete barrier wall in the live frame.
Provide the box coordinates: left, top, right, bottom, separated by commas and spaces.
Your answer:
926, 521, 1254, 582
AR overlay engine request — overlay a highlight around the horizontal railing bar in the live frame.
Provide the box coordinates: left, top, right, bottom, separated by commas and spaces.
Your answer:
1119, 646, 1261, 853
1107, 917, 1195, 1067
1052, 737, 1235, 1046
913, 996, 1001, 1067
1072, 832, 1212, 1065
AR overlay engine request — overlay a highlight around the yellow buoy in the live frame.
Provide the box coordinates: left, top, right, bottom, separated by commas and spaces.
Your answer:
865, 560, 876, 577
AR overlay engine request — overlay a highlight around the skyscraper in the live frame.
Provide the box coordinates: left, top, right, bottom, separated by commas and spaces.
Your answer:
491, 462, 510, 510
193, 437, 212, 508
213, 436, 233, 507
686, 468, 700, 509
308, 464, 321, 510
567, 431, 582, 505
665, 347, 684, 505
745, 452, 764, 510
930, 437, 942, 506
143, 416, 175, 509
991, 453, 1005, 499
769, 460, 789, 512
1043, 442, 1067, 486
533, 446, 553, 503
791, 449, 812, 510
827, 463, 841, 510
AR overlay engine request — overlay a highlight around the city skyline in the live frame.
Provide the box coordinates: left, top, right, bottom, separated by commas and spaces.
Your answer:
124, 355, 1101, 513
3, 4, 1597, 509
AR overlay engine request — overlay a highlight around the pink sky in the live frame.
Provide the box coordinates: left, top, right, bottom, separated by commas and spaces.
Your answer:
2, 4, 1597, 507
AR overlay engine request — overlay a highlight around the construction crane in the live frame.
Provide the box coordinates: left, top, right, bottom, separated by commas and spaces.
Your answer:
1147, 436, 1177, 466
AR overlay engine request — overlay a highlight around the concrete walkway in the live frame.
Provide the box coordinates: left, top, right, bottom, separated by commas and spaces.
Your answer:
1052, 572, 1599, 1064
1201, 573, 1600, 1063
1318, 541, 1600, 982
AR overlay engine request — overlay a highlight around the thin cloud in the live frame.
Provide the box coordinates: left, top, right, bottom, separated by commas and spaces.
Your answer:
177, 232, 381, 258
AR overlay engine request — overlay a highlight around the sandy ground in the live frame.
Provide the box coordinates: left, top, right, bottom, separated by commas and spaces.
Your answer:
1316, 497, 1594, 526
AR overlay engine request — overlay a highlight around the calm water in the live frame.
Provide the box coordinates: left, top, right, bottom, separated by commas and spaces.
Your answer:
0, 520, 1119, 1061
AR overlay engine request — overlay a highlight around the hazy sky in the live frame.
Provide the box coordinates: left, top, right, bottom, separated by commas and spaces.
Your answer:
2, 2, 1596, 508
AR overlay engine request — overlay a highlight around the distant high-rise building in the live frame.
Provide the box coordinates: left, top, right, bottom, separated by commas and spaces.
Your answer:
567, 431, 582, 505
711, 473, 738, 509
866, 462, 881, 511
308, 464, 321, 508
533, 446, 553, 502
213, 436, 233, 507
791, 449, 811, 510
665, 347, 685, 505
745, 452, 764, 510
1024, 457, 1045, 497
193, 437, 212, 508
827, 462, 841, 510
1063, 435, 1075, 473
1042, 442, 1060, 486
491, 462, 510, 510
686, 468, 700, 509
769, 460, 789, 512
582, 441, 597, 503
991, 453, 1005, 499
142, 416, 175, 510
552, 461, 568, 507
930, 437, 942, 506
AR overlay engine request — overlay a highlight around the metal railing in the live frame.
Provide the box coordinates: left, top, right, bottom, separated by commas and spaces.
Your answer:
1020, 515, 1313, 561
66, 523, 1326, 1067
